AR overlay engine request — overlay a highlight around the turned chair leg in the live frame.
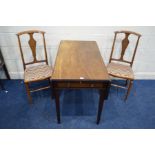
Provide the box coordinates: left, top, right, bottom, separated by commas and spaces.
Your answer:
124, 80, 133, 101
25, 82, 32, 103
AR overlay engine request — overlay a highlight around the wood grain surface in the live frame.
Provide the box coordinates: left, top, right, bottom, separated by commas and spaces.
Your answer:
52, 40, 109, 81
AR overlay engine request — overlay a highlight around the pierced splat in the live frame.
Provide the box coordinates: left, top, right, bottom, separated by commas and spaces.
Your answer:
28, 33, 37, 62
120, 33, 130, 60
109, 30, 141, 67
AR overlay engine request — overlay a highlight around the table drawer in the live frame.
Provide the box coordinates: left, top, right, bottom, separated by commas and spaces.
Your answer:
54, 81, 106, 88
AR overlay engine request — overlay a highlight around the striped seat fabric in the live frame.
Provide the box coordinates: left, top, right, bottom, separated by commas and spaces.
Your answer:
24, 64, 52, 83
107, 62, 134, 80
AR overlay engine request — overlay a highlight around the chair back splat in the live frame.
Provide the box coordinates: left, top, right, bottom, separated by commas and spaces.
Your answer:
17, 30, 48, 70
109, 30, 141, 67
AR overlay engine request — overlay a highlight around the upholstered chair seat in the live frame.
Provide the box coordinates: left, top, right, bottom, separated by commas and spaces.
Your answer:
24, 64, 52, 83
107, 62, 134, 80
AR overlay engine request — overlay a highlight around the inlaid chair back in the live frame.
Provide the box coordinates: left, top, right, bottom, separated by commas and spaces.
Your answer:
109, 31, 141, 67
17, 30, 48, 70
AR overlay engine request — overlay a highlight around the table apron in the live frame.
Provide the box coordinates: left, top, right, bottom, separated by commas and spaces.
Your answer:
52, 81, 109, 89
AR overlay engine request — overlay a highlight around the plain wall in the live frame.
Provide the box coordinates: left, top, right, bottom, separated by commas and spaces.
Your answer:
0, 26, 155, 79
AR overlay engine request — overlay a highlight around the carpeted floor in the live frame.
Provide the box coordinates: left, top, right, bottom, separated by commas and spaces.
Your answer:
0, 80, 155, 129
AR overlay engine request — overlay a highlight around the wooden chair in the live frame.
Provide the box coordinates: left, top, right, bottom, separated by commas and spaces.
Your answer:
17, 30, 52, 103
0, 49, 10, 90
107, 30, 141, 100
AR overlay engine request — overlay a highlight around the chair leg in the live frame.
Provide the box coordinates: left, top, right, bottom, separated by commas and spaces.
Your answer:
48, 78, 53, 100
125, 79, 128, 86
0, 80, 5, 90
124, 80, 133, 101
3, 64, 10, 80
25, 82, 32, 103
